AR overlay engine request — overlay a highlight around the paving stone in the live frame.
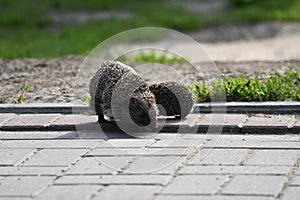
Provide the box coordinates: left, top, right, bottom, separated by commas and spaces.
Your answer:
242, 115, 295, 133
36, 185, 100, 200
197, 114, 246, 132
188, 149, 248, 165
292, 116, 300, 133
150, 136, 206, 148
75, 130, 132, 139
49, 115, 99, 131
222, 175, 286, 195
55, 174, 171, 185
0, 114, 16, 126
0, 149, 35, 166
89, 147, 191, 156
161, 114, 201, 133
154, 133, 208, 140
245, 150, 300, 165
51, 115, 97, 126
161, 114, 201, 127
1, 114, 61, 127
0, 166, 63, 176
98, 138, 155, 148
204, 136, 300, 149
66, 157, 132, 175
206, 134, 300, 142
245, 115, 295, 126
123, 156, 186, 174
178, 165, 290, 175
162, 175, 227, 194
296, 168, 300, 175
290, 176, 300, 186
0, 197, 32, 200
0, 131, 78, 140
20, 149, 87, 167
199, 114, 246, 126
155, 195, 274, 200
92, 185, 159, 200
0, 139, 101, 149
280, 186, 300, 200
0, 176, 54, 197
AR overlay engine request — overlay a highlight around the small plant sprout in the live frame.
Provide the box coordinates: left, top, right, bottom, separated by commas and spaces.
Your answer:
81, 95, 91, 102
15, 83, 32, 104
0, 96, 7, 104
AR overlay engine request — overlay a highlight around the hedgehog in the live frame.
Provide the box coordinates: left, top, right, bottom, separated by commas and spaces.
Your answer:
149, 80, 195, 119
89, 61, 158, 130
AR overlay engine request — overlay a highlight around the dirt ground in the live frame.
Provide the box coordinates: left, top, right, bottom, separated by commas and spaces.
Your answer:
1, 56, 299, 104
1, 21, 300, 104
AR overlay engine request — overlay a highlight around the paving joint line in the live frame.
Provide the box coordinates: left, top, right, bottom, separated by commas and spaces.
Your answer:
15, 148, 41, 166
239, 114, 250, 128
214, 175, 234, 195
288, 115, 297, 129
213, 149, 253, 195
152, 142, 205, 199
117, 156, 138, 175
88, 187, 104, 200
0, 114, 15, 126
145, 139, 160, 148
33, 141, 103, 198
239, 149, 253, 165
276, 155, 300, 199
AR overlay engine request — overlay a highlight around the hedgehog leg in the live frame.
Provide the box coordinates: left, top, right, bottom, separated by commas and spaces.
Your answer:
98, 114, 108, 123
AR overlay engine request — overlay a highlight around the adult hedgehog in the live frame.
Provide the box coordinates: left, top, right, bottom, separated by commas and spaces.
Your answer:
89, 61, 158, 130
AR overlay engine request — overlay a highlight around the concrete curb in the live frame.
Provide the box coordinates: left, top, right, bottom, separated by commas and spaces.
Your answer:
0, 104, 87, 114
0, 102, 300, 114
193, 101, 300, 114
0, 114, 299, 134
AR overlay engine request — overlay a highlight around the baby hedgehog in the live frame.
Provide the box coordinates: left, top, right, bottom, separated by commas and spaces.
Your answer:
149, 80, 195, 118
89, 61, 158, 130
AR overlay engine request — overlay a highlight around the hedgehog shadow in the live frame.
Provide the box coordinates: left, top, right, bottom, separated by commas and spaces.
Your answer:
73, 118, 182, 140
74, 121, 133, 139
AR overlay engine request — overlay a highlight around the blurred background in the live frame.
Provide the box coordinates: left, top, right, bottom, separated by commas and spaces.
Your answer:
1, 0, 300, 59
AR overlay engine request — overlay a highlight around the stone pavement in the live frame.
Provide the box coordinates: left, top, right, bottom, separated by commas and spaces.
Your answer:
0, 112, 300, 200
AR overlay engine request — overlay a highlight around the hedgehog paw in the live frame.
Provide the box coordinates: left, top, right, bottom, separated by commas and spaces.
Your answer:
98, 115, 108, 123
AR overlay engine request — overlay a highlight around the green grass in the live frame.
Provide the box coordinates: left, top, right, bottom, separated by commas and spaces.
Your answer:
214, 0, 300, 24
117, 51, 187, 64
191, 68, 300, 102
1, 0, 300, 58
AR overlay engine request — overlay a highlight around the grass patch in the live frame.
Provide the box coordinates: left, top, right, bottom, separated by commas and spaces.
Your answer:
117, 51, 187, 64
216, 0, 300, 24
191, 68, 300, 102
1, 0, 300, 58
0, 0, 205, 58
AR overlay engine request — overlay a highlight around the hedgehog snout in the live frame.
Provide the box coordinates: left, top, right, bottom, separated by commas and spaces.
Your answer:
132, 107, 157, 127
